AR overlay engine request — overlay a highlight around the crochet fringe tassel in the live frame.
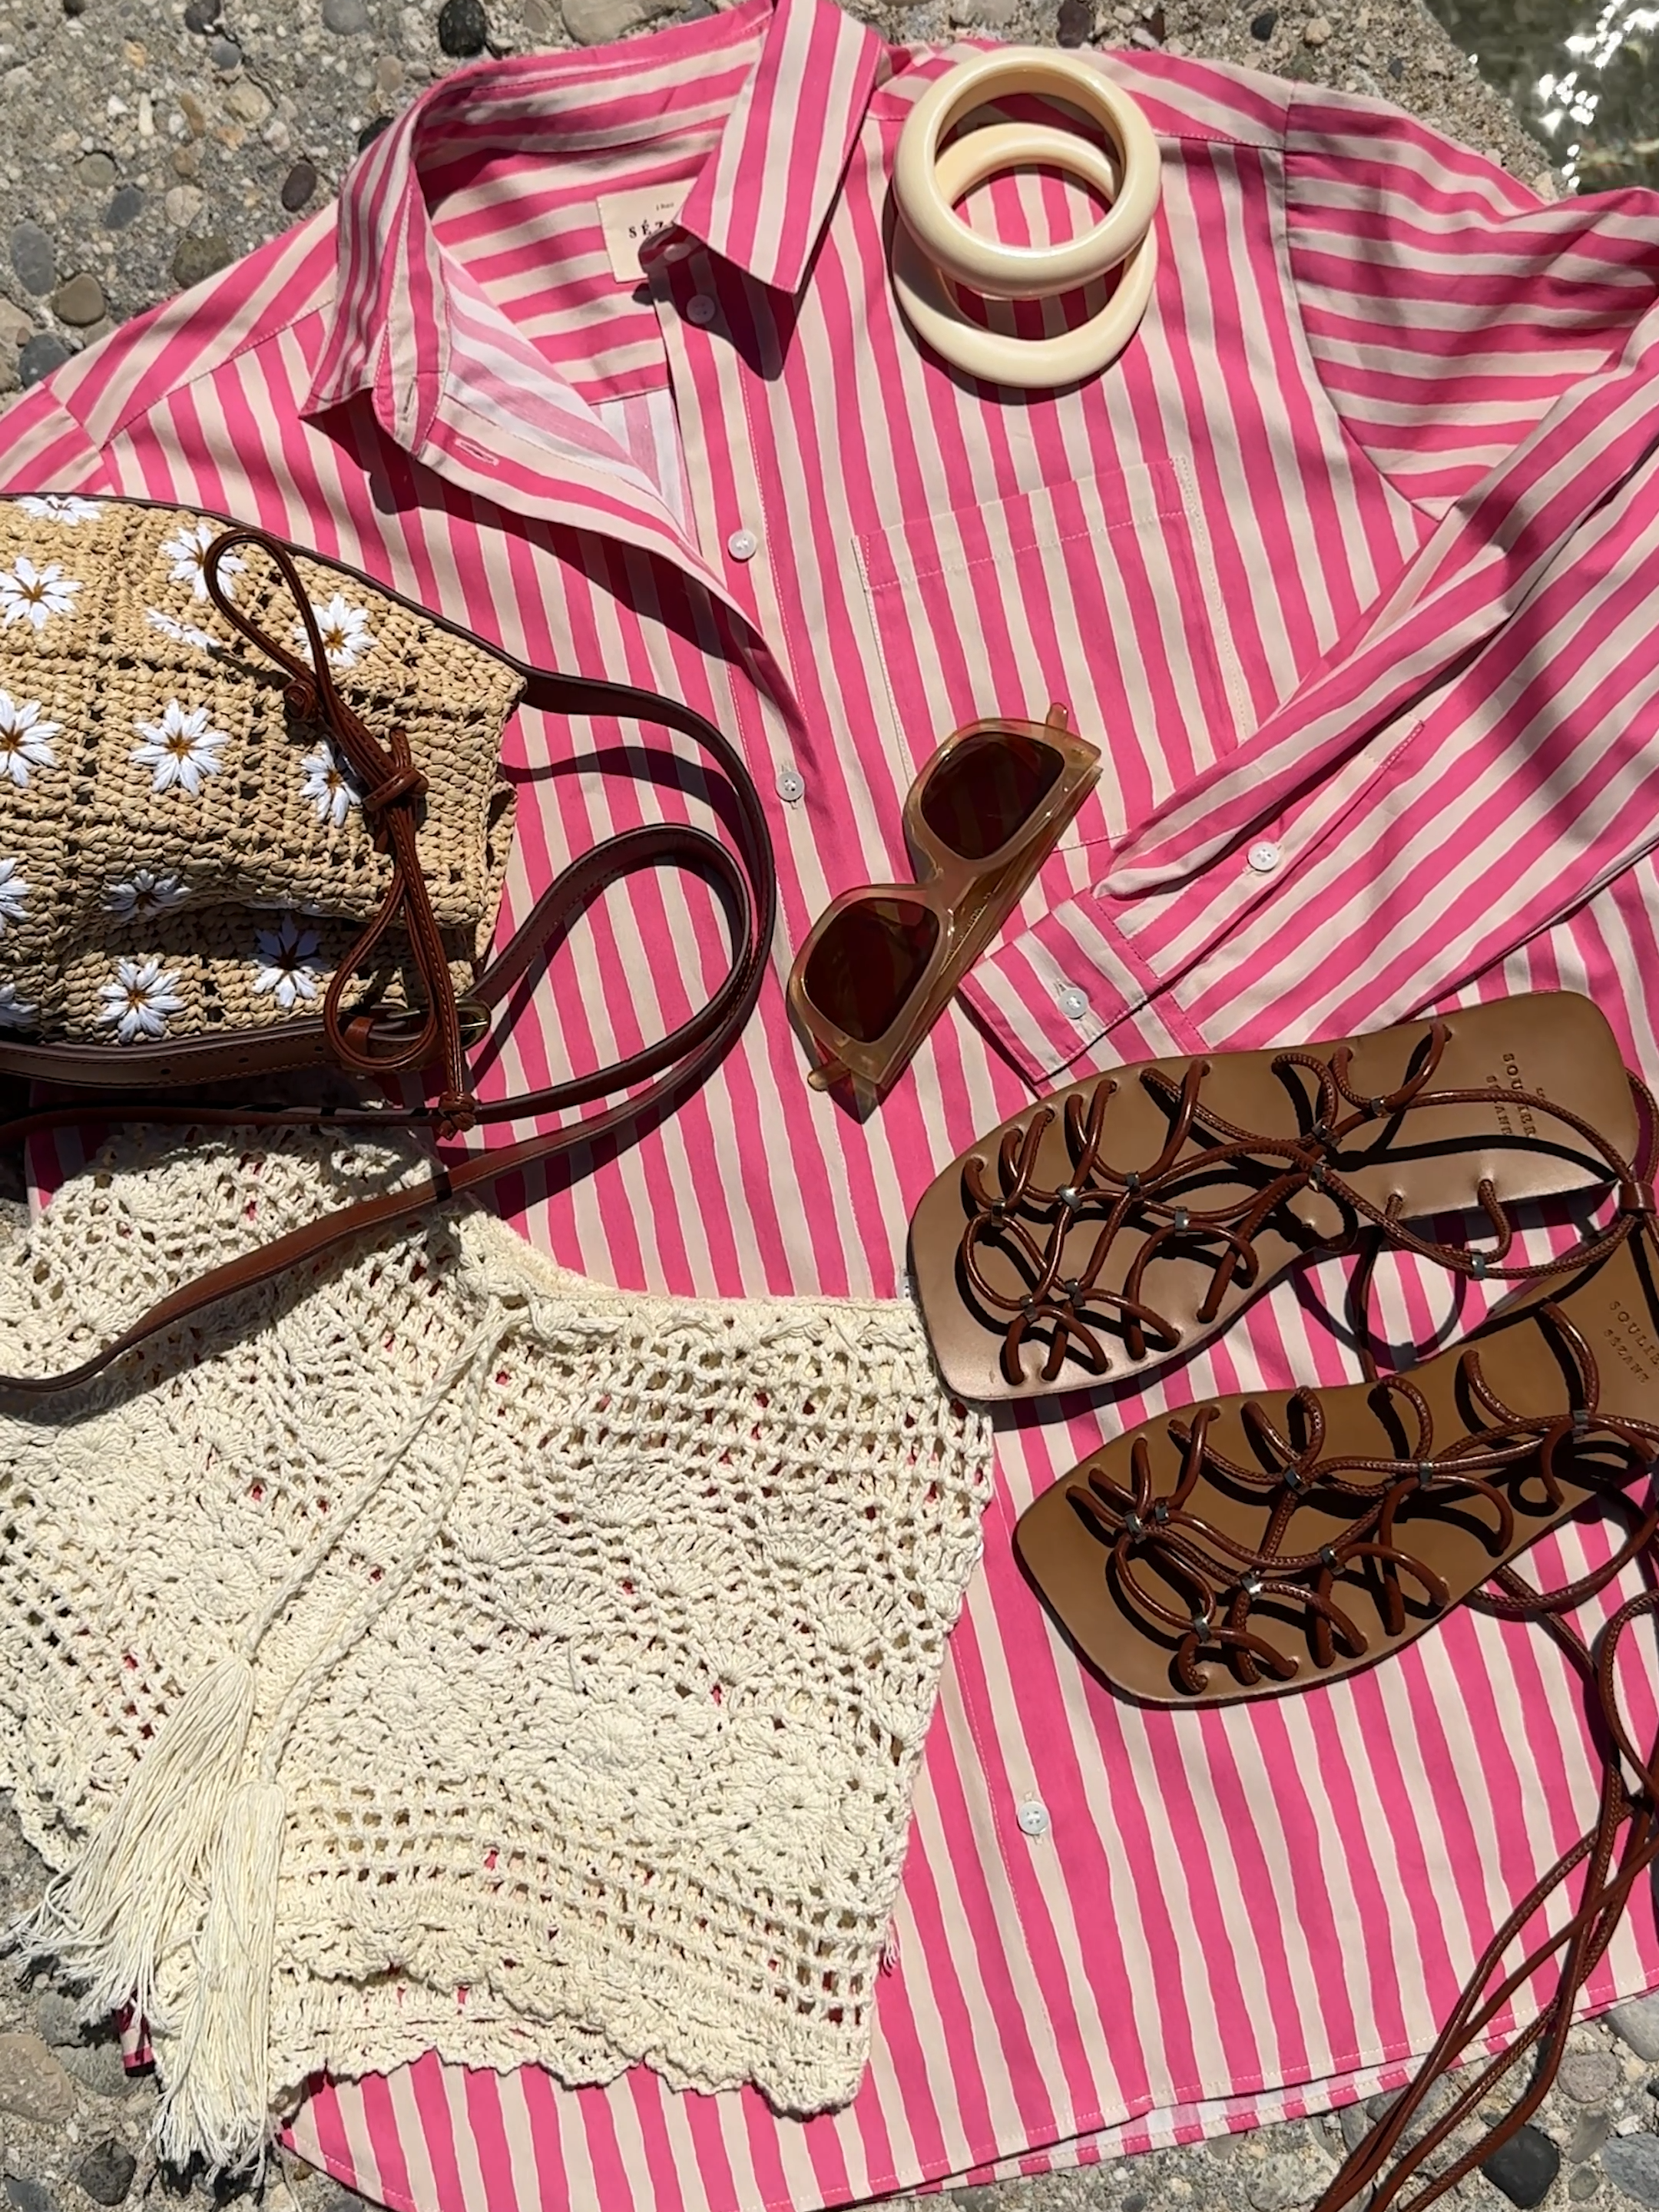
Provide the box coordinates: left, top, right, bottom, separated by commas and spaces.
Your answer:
12, 1655, 257, 2034
156, 1778, 286, 2177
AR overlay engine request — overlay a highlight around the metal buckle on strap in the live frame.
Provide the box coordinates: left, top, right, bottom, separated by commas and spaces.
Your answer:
456, 997, 492, 1048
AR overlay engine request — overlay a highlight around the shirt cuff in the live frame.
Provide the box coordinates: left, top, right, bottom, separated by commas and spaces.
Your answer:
958, 895, 1210, 1088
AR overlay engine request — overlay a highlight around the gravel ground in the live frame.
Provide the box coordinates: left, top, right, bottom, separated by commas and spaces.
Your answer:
0, 2, 1611, 2210
0, 0, 1554, 392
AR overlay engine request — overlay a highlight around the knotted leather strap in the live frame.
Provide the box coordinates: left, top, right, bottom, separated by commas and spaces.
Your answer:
0, 647, 777, 1396
202, 531, 477, 1131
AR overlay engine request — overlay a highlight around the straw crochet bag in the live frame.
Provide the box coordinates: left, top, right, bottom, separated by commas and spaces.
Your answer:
0, 495, 774, 1388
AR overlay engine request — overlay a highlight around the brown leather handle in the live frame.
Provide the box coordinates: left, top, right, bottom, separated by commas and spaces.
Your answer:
0, 658, 777, 1398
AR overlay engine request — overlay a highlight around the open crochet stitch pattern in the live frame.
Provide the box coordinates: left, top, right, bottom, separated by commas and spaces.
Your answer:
0, 1127, 993, 2172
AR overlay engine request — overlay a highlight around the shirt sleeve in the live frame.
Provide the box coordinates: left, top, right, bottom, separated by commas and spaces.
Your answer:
957, 92, 1659, 1081
0, 382, 109, 494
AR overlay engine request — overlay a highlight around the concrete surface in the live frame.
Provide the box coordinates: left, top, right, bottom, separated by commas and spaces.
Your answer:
0, 0, 1619, 2208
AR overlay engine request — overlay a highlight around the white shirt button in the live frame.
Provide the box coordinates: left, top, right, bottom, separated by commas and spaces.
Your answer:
775, 763, 805, 804
1016, 1800, 1051, 1838
727, 528, 758, 562
1247, 839, 1283, 874
685, 293, 717, 326
662, 237, 695, 263
1057, 984, 1090, 1022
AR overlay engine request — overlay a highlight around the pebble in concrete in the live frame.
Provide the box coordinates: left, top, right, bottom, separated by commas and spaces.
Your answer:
1335, 2101, 1371, 2155
1480, 2124, 1560, 2209
281, 161, 320, 211
104, 186, 144, 230
75, 151, 117, 190
1561, 2047, 1621, 2104
18, 333, 69, 387
74, 2142, 136, 2208
1611, 1995, 1659, 2063
208, 34, 243, 68
183, 0, 221, 28
0, 2032, 78, 2123
1245, 2150, 1337, 2211
227, 79, 273, 124
1568, 2109, 1613, 2162
10, 223, 56, 297
4, 2181, 55, 2212
1605, 2131, 1659, 2206
323, 0, 371, 30
51, 273, 105, 326
171, 233, 233, 289
53, 2038, 131, 2101
438, 0, 491, 52
1056, 0, 1092, 38
561, 0, 658, 43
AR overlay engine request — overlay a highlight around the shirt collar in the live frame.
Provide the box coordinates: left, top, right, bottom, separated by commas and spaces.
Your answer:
304, 0, 883, 438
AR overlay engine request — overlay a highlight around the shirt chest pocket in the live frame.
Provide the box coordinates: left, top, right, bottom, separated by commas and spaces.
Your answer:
853, 456, 1251, 862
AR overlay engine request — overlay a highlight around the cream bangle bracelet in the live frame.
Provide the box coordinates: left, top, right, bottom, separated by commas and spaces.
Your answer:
889, 48, 1162, 389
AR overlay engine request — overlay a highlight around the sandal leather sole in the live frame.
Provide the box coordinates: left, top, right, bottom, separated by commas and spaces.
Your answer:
1015, 1217, 1659, 1705
909, 992, 1637, 1403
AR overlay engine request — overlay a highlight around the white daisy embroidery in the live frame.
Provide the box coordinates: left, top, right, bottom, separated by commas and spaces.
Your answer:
130, 700, 228, 796
98, 956, 186, 1044
104, 869, 189, 920
0, 860, 28, 935
0, 982, 36, 1031
293, 592, 376, 671
0, 556, 80, 632
300, 740, 362, 829
250, 912, 326, 1012
145, 606, 216, 651
18, 495, 103, 525
0, 691, 59, 788
160, 519, 244, 603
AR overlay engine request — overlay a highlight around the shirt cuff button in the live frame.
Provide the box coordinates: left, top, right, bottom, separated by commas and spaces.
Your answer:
775, 763, 805, 803
1247, 839, 1283, 874
1057, 984, 1090, 1022
727, 528, 758, 561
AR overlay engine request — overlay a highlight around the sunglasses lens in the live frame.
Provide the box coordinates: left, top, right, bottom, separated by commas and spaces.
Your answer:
803, 896, 941, 1042
919, 730, 1066, 861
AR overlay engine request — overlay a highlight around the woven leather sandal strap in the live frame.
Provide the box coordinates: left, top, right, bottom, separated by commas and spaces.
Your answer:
962, 1035, 1658, 1388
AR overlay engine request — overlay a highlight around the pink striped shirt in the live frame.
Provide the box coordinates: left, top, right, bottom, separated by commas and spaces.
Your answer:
8, 9, 1659, 2212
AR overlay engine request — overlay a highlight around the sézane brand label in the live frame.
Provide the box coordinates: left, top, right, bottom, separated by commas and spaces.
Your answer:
597, 183, 691, 284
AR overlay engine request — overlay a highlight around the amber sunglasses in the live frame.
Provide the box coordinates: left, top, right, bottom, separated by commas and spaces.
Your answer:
787, 704, 1101, 1111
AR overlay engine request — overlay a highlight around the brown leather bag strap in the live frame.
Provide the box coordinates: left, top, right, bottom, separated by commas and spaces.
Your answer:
204, 529, 477, 1128
0, 662, 777, 1399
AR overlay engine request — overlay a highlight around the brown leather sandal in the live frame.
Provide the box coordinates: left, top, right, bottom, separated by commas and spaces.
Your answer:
1016, 1201, 1659, 1702
909, 992, 1639, 1402
1010, 1093, 1659, 2210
